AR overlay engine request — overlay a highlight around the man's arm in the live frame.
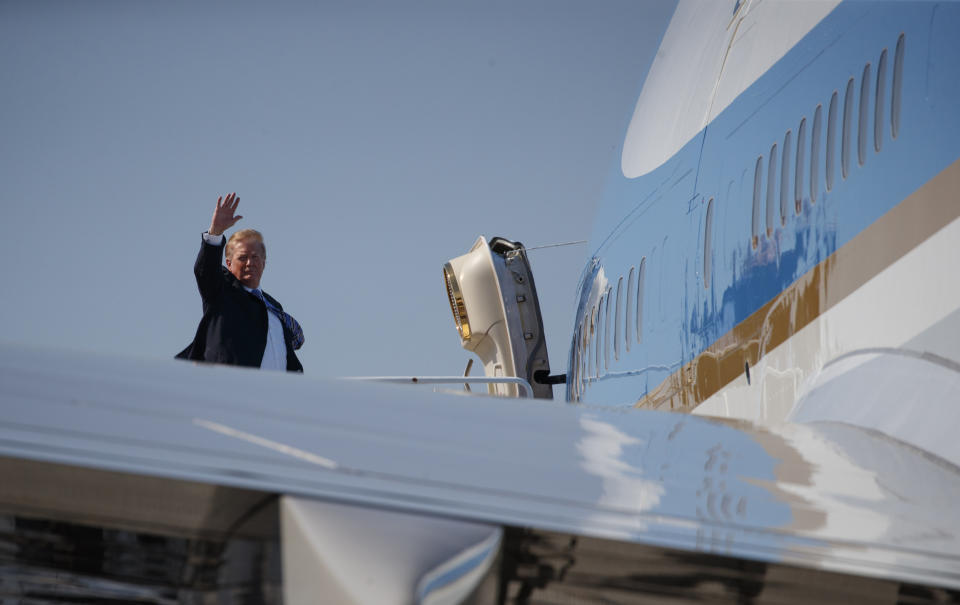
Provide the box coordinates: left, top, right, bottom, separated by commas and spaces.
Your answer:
194, 193, 243, 300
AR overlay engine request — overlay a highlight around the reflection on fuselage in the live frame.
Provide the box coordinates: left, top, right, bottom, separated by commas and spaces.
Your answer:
568, 3, 960, 433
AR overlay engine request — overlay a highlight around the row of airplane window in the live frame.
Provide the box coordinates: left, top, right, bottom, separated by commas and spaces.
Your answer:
573, 35, 905, 397
746, 34, 905, 252
573, 256, 647, 397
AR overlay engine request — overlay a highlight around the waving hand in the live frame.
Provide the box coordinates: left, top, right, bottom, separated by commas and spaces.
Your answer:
209, 193, 243, 236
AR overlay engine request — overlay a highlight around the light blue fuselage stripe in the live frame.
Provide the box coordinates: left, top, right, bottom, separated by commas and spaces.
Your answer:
569, 2, 960, 403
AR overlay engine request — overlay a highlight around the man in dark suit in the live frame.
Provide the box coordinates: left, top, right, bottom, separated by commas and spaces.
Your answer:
177, 193, 304, 372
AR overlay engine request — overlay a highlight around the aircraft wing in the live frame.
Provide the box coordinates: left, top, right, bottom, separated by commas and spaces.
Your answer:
2, 343, 959, 603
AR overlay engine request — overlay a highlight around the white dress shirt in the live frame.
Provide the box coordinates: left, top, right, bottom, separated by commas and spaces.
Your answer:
246, 287, 287, 371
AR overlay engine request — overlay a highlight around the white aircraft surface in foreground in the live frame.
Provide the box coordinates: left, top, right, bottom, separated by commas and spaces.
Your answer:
3, 344, 959, 603
4, 1, 960, 603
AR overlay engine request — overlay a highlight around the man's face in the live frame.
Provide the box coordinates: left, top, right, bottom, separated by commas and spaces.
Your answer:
226, 239, 266, 289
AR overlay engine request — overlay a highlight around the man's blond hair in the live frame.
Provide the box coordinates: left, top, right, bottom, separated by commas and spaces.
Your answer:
226, 229, 266, 260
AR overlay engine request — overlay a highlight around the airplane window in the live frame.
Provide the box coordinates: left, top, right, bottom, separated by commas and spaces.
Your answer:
704, 198, 714, 290
586, 307, 594, 379
766, 144, 778, 237
842, 77, 854, 179
625, 266, 635, 352
572, 326, 579, 394
637, 257, 646, 344
752, 155, 763, 248
577, 324, 584, 391
596, 297, 604, 376
574, 326, 590, 394
795, 118, 806, 213
892, 34, 904, 139
811, 105, 822, 203
571, 335, 578, 398
781, 130, 792, 224
573, 356, 579, 399
578, 345, 584, 396
593, 305, 601, 378
604, 288, 613, 371
614, 277, 623, 361
585, 323, 590, 385
858, 63, 871, 166
583, 317, 590, 380
875, 48, 888, 152
826, 92, 838, 191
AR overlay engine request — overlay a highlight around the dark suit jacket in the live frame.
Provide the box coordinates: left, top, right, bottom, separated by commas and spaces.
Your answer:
176, 236, 304, 372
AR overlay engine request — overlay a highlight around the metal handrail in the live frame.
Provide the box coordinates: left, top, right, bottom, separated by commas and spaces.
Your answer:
346, 376, 535, 398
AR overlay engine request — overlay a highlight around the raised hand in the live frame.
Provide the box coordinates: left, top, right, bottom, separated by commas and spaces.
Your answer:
209, 192, 243, 236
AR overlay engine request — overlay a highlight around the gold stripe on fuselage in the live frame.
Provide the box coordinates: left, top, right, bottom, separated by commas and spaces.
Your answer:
636, 157, 960, 412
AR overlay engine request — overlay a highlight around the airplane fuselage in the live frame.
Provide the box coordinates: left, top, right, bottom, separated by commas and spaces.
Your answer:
568, 2, 960, 441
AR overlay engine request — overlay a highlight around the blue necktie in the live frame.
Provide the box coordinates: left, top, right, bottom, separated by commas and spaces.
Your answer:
253, 289, 305, 350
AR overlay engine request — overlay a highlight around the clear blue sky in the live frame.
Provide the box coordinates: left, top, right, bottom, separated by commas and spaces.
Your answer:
0, 0, 674, 392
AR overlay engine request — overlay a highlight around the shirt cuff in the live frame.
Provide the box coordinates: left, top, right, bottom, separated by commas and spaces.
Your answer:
202, 232, 225, 245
